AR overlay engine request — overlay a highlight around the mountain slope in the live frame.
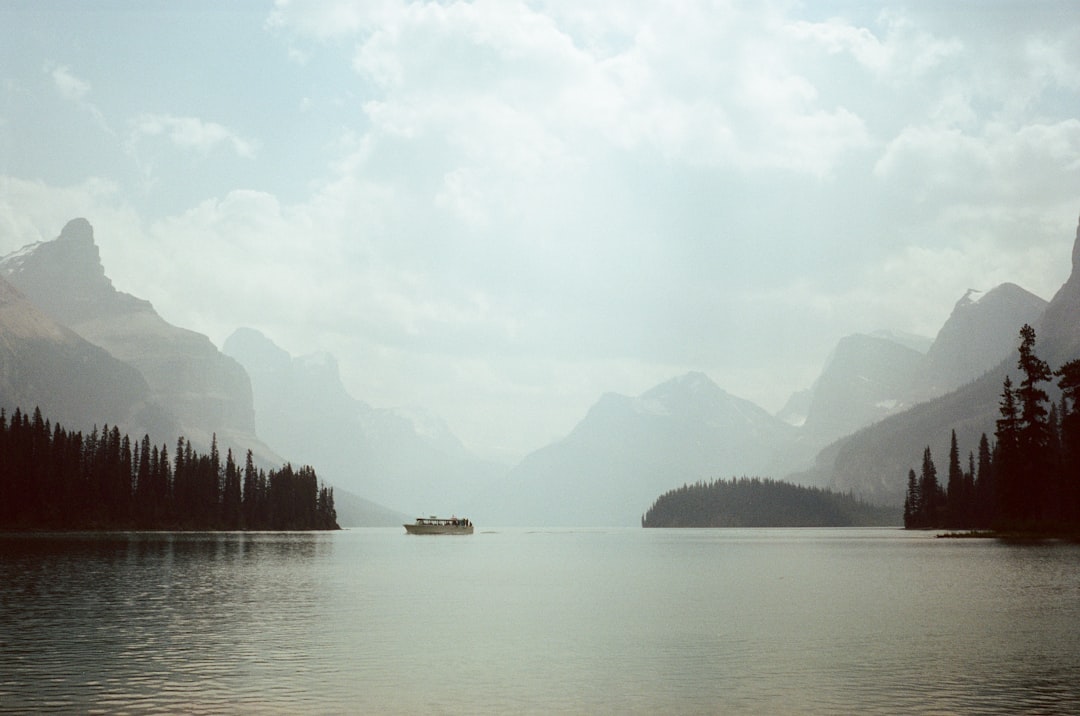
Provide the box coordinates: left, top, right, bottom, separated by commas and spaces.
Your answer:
912, 283, 1048, 401
0, 274, 175, 437
800, 333, 925, 443
0, 219, 269, 460
223, 327, 503, 517
479, 372, 797, 526
797, 215, 1080, 506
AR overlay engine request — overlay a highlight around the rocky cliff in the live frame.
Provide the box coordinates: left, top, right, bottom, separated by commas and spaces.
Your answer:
0, 219, 268, 458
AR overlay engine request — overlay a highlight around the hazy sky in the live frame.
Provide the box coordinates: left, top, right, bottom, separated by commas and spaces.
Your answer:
2, 1, 1079, 462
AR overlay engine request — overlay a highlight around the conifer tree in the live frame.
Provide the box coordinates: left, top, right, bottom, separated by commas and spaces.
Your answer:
904, 469, 920, 528
1015, 324, 1052, 522
946, 430, 964, 528
917, 446, 941, 527
1057, 359, 1080, 525
223, 448, 241, 529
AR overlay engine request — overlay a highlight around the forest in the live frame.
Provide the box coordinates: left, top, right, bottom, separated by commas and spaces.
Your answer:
0, 407, 338, 531
904, 325, 1080, 534
642, 476, 900, 527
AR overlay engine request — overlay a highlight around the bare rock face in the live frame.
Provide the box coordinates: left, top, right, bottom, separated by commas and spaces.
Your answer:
0, 219, 260, 454
808, 213, 1080, 506
0, 274, 175, 438
224, 326, 502, 517
1039, 214, 1080, 363
913, 283, 1048, 400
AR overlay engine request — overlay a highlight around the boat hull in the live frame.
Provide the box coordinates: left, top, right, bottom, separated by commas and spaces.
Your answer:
404, 523, 474, 535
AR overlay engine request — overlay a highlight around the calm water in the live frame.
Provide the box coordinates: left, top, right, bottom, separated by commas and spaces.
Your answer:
2, 528, 1079, 715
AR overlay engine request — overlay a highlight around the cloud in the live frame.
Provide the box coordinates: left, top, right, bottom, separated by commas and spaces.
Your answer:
129, 113, 258, 159
45, 63, 112, 136
49, 65, 91, 102
874, 119, 1080, 210
7, 1, 1080, 459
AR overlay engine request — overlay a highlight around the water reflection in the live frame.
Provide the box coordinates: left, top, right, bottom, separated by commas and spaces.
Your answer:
2, 529, 1080, 714
0, 532, 333, 715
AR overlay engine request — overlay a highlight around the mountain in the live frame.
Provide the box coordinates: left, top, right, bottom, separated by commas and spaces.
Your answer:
477, 372, 797, 527
223, 327, 503, 518
800, 333, 925, 443
773, 281, 1046, 484
797, 215, 1080, 506
0, 219, 271, 461
911, 283, 1048, 401
0, 274, 175, 437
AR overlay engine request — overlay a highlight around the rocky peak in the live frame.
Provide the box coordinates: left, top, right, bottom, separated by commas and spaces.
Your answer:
59, 217, 94, 244
0, 218, 122, 323
1038, 213, 1080, 362
1073, 213, 1080, 277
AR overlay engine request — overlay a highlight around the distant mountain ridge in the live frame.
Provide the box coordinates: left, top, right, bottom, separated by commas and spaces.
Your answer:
783, 283, 1046, 442
223, 327, 503, 517
0, 219, 270, 462
474, 372, 797, 526
0, 274, 172, 437
912, 283, 1049, 401
3, 214, 1075, 527
0, 219, 407, 527
798, 216, 1080, 506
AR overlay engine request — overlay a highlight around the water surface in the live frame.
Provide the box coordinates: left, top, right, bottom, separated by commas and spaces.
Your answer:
2, 528, 1079, 714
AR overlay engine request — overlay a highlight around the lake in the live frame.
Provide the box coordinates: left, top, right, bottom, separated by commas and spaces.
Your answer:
2, 527, 1079, 714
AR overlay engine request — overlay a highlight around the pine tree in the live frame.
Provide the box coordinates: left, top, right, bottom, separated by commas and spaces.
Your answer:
1015, 324, 1052, 523
995, 375, 1022, 527
904, 469, 920, 528
918, 446, 941, 527
945, 430, 964, 528
1057, 359, 1080, 527
222, 448, 242, 529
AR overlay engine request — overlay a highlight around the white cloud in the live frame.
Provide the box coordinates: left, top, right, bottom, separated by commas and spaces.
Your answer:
129, 113, 258, 159
7, 1, 1080, 459
49, 65, 91, 102
45, 63, 113, 136
874, 119, 1080, 207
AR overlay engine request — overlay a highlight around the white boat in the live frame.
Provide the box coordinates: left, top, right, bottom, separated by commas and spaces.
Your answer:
404, 516, 474, 535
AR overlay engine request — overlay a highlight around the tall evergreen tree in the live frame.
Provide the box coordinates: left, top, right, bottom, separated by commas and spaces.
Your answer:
1014, 324, 1052, 524
917, 446, 941, 528
945, 430, 964, 528
995, 375, 1022, 527
1057, 359, 1080, 526
222, 448, 242, 529
904, 469, 920, 528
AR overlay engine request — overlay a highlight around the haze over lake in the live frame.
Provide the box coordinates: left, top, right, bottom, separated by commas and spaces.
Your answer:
3, 528, 1079, 714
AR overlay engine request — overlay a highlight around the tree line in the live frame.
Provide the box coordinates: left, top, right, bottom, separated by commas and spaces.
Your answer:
643, 476, 900, 527
0, 406, 338, 531
904, 325, 1080, 533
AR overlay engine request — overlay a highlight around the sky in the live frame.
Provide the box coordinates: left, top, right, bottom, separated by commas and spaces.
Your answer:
2, 1, 1080, 463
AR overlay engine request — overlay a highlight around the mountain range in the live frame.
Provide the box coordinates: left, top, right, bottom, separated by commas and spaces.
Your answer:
800, 216, 1080, 506
0, 219, 267, 462
471, 372, 797, 526
221, 326, 503, 516
2, 215, 1077, 527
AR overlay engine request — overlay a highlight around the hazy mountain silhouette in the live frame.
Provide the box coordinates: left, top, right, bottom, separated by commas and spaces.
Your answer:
796, 216, 1080, 506
0, 274, 176, 437
911, 283, 1048, 401
223, 327, 503, 519
0, 219, 271, 463
475, 372, 797, 526
5, 215, 1074, 526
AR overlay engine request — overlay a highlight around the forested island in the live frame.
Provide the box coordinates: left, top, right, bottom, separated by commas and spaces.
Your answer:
642, 477, 900, 527
0, 406, 338, 531
904, 325, 1079, 535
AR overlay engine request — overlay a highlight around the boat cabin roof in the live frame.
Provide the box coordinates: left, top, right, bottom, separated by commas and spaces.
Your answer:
414, 516, 469, 525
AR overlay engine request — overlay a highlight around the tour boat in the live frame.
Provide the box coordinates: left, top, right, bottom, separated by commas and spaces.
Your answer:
404, 516, 474, 535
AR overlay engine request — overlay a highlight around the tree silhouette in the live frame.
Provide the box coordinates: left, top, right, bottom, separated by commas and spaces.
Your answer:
0, 409, 337, 531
